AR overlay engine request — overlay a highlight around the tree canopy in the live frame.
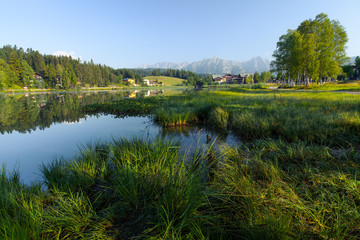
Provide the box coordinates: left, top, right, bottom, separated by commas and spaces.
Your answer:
271, 13, 348, 85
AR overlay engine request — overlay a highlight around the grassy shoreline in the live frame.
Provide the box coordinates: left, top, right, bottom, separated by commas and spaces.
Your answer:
1, 136, 359, 239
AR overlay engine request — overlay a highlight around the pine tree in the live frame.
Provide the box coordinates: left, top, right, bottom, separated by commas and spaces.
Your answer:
8, 51, 22, 85
20, 60, 34, 87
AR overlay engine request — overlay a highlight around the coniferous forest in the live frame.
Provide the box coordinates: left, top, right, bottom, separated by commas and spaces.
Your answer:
0, 45, 212, 90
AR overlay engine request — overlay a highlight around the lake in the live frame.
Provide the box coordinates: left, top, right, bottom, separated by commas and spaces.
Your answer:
0, 90, 239, 183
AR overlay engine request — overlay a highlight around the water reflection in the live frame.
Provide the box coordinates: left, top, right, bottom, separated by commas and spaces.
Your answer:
157, 124, 239, 156
0, 90, 170, 134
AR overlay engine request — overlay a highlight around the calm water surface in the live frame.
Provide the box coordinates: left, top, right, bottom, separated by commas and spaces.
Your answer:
0, 90, 238, 183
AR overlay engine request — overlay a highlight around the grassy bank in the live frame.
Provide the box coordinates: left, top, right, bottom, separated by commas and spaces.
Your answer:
1, 136, 359, 239
150, 89, 360, 147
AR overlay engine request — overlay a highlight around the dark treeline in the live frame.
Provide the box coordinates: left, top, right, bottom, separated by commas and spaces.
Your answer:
0, 45, 212, 90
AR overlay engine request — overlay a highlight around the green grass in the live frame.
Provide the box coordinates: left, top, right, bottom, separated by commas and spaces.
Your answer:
1, 136, 360, 239
150, 89, 360, 147
291, 80, 360, 91
144, 76, 186, 86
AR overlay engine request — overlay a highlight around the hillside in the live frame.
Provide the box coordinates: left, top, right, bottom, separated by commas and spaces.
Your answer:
144, 76, 185, 86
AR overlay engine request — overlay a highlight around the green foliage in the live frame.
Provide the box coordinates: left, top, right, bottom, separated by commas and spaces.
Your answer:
20, 60, 34, 87
271, 13, 348, 85
0, 59, 18, 88
253, 71, 260, 83
356, 56, 360, 74
245, 74, 254, 84
341, 65, 354, 79
7, 51, 22, 83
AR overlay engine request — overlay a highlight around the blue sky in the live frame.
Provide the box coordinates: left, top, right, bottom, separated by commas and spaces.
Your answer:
1, 0, 359, 68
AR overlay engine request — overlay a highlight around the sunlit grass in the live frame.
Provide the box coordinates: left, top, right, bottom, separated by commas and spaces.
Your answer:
1, 135, 360, 239
150, 89, 360, 147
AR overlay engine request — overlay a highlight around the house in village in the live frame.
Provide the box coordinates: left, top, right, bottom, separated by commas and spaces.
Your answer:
33, 73, 44, 88
143, 79, 161, 86
123, 78, 136, 86
143, 79, 150, 86
212, 74, 247, 84
34, 73, 43, 80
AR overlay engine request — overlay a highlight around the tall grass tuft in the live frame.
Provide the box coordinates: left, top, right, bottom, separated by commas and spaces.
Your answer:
207, 107, 229, 131
105, 138, 211, 238
40, 189, 112, 239
0, 166, 42, 240
154, 107, 197, 126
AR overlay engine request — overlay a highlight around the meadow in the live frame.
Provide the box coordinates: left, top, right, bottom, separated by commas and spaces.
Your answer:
144, 76, 185, 86
1, 87, 360, 239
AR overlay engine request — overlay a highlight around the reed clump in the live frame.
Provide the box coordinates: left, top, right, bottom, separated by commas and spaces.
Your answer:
207, 106, 229, 131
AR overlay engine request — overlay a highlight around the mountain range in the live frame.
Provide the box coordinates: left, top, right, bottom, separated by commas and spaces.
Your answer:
139, 56, 271, 74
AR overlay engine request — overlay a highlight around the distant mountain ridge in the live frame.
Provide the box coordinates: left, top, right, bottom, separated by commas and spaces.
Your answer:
139, 56, 271, 74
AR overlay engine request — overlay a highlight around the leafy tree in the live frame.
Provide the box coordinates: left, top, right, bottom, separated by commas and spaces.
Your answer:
260, 71, 270, 83
341, 65, 354, 80
271, 13, 348, 85
355, 56, 360, 79
245, 75, 253, 84
135, 73, 143, 84
253, 72, 260, 83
